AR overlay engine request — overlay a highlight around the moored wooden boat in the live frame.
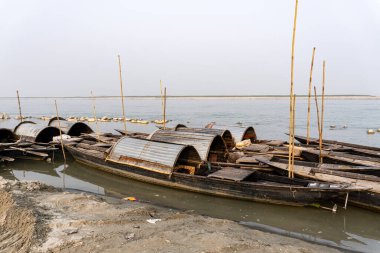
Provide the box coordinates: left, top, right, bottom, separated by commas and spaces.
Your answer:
301, 149, 380, 168
64, 136, 367, 208
294, 135, 380, 152
267, 157, 380, 173
257, 158, 380, 211
0, 127, 58, 161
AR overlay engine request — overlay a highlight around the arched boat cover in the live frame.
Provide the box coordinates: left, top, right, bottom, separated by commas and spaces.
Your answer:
174, 126, 235, 149
48, 117, 93, 136
226, 126, 257, 143
107, 137, 202, 174
148, 130, 228, 162
0, 128, 17, 143
13, 121, 60, 143
173, 124, 187, 130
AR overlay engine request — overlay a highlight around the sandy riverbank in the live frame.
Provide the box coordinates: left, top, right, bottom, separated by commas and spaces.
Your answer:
0, 176, 342, 253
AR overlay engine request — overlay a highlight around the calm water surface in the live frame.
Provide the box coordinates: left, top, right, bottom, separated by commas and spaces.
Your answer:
1, 98, 380, 252
0, 97, 380, 146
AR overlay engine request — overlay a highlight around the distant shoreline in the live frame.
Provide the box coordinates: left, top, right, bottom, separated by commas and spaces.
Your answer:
0, 95, 379, 100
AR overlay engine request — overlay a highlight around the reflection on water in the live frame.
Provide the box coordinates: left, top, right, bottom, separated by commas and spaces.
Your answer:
1, 158, 380, 253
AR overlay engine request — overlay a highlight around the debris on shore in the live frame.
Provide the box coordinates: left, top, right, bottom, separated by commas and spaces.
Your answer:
0, 176, 341, 253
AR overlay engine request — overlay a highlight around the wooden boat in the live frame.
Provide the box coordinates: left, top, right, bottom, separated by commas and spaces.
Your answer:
0, 127, 56, 161
64, 136, 367, 208
266, 157, 380, 173
257, 158, 380, 211
301, 149, 380, 168
0, 143, 58, 161
294, 135, 380, 152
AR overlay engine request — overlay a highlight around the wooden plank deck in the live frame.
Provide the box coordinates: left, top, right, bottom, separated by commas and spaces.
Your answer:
208, 167, 254, 181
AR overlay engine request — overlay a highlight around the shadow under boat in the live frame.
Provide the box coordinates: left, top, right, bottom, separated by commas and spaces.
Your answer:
4, 159, 61, 178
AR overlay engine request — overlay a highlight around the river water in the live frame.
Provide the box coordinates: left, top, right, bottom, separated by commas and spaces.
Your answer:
1, 97, 380, 252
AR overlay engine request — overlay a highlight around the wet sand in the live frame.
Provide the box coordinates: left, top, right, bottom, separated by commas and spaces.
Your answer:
0, 176, 342, 253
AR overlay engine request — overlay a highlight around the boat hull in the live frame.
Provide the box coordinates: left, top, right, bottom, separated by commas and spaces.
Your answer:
348, 191, 380, 212
66, 146, 345, 207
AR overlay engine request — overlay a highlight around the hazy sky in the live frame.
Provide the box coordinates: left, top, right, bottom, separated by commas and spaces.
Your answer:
0, 0, 379, 96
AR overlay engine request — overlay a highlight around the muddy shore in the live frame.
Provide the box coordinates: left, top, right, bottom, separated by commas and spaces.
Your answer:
0, 176, 341, 253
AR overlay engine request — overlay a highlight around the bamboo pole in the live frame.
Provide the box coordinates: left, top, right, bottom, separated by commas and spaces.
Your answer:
160, 80, 164, 123
288, 96, 294, 178
314, 86, 322, 163
163, 87, 167, 130
306, 47, 316, 145
117, 55, 127, 132
291, 95, 296, 178
288, 0, 298, 178
160, 80, 164, 109
16, 90, 23, 122
54, 100, 67, 169
320, 60, 326, 163
90, 91, 100, 137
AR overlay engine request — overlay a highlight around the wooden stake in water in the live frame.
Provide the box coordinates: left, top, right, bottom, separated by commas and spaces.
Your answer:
16, 90, 23, 122
54, 100, 67, 169
313, 86, 322, 163
320, 61, 326, 163
288, 94, 296, 178
160, 80, 164, 123
291, 95, 296, 178
160, 80, 163, 107
288, 0, 298, 178
90, 91, 100, 136
163, 87, 167, 130
118, 55, 127, 132
306, 47, 316, 145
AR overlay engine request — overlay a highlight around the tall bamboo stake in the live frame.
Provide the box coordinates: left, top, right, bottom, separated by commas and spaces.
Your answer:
54, 100, 67, 169
160, 80, 164, 123
306, 47, 316, 145
313, 86, 322, 163
288, 94, 295, 178
16, 90, 23, 122
163, 87, 167, 130
90, 91, 100, 136
117, 55, 127, 132
291, 95, 296, 178
320, 61, 326, 163
288, 0, 298, 178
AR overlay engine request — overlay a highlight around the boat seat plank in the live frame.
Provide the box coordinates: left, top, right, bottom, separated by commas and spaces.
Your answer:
236, 155, 273, 164
208, 167, 254, 181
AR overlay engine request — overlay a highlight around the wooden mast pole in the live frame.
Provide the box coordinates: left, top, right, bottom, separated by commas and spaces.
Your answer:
291, 95, 296, 178
16, 90, 23, 122
288, 0, 298, 178
306, 47, 316, 145
313, 86, 322, 163
118, 55, 127, 132
90, 91, 100, 136
163, 87, 167, 130
54, 100, 67, 168
320, 61, 326, 163
160, 80, 164, 124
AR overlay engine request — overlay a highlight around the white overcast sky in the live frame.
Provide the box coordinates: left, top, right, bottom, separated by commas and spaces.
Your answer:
0, 0, 379, 96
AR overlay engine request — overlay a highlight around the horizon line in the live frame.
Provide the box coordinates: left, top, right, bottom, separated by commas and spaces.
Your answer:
0, 94, 377, 99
